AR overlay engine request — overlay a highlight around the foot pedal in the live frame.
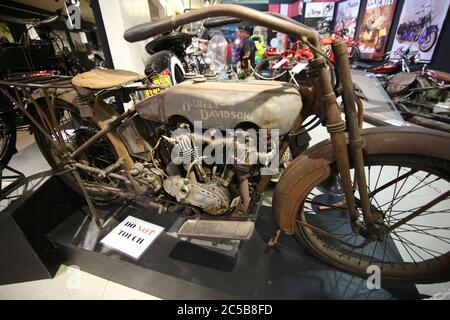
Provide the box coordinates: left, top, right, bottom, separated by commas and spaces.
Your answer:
177, 219, 255, 240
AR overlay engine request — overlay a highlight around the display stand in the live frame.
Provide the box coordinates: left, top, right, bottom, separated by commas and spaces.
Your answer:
0, 176, 83, 285
47, 192, 422, 300
0, 165, 26, 200
0, 147, 424, 299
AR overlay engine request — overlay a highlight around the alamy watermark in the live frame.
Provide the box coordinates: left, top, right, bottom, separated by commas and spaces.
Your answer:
65, 0, 81, 30
366, 265, 381, 290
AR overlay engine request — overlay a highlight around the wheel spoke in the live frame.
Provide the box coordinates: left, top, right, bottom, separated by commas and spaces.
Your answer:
305, 199, 348, 212
377, 174, 439, 210
369, 168, 417, 198
391, 230, 419, 264
369, 239, 379, 265
389, 175, 442, 212
393, 231, 443, 258
381, 233, 395, 269
395, 226, 450, 244
384, 167, 402, 220
296, 152, 449, 279
389, 191, 450, 231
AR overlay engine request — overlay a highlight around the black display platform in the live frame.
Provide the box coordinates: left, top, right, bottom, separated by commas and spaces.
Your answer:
46, 182, 422, 300
0, 176, 84, 285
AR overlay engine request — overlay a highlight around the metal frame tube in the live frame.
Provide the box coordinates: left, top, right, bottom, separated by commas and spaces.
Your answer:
333, 40, 373, 228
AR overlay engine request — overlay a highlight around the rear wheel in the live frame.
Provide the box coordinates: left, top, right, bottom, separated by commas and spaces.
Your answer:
0, 111, 17, 170
295, 153, 450, 284
33, 100, 122, 203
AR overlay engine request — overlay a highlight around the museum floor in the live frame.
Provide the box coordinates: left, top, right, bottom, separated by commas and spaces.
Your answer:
1, 124, 449, 300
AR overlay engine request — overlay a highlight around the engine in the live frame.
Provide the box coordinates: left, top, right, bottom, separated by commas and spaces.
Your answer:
130, 79, 299, 215
153, 123, 276, 215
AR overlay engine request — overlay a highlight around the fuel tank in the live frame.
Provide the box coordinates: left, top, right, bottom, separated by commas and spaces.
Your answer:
135, 79, 302, 135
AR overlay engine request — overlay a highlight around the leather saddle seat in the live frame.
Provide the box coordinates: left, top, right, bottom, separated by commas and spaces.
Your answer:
431, 70, 450, 83
71, 69, 144, 91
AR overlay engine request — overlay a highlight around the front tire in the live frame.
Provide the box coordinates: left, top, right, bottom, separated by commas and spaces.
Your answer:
294, 153, 450, 284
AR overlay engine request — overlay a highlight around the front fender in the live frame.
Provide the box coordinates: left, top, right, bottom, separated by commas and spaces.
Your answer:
272, 126, 450, 235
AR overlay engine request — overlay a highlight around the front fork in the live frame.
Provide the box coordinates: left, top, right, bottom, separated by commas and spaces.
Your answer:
316, 41, 376, 233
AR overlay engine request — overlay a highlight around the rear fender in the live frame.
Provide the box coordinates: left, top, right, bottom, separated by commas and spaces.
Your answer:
29, 89, 136, 169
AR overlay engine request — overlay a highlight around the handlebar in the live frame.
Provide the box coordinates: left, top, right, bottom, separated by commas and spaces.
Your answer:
0, 14, 59, 28
33, 15, 60, 28
203, 17, 242, 28
124, 4, 319, 49
202, 11, 312, 31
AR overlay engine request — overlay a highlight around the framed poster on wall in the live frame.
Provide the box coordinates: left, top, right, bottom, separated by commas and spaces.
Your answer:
390, 0, 450, 63
358, 0, 398, 61
304, 2, 335, 34
334, 0, 361, 39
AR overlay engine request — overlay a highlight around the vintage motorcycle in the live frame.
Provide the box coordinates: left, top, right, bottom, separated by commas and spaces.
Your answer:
142, 17, 238, 88
396, 11, 439, 52
321, 29, 361, 63
368, 47, 450, 132
0, 14, 90, 170
317, 18, 332, 35
254, 40, 314, 82
1, 5, 449, 285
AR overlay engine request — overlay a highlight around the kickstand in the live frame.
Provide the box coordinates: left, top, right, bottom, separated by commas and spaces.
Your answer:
72, 169, 129, 230
267, 229, 282, 247
0, 165, 26, 199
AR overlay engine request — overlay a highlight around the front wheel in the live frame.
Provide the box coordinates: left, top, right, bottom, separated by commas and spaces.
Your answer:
295, 153, 450, 284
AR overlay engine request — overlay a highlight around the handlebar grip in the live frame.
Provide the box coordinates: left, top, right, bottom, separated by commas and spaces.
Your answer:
124, 17, 174, 43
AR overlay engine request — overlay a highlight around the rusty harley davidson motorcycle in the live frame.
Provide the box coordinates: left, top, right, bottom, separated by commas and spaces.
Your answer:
0, 5, 449, 285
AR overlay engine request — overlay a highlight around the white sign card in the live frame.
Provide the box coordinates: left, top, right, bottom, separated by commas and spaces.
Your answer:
100, 216, 164, 260
272, 58, 288, 69
291, 62, 308, 74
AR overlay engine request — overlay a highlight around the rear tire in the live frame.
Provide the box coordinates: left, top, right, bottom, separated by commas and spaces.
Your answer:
33, 99, 122, 204
0, 111, 17, 170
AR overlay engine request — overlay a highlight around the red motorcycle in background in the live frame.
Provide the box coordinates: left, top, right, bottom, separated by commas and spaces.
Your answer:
262, 40, 314, 62
255, 40, 314, 82
321, 29, 361, 63
368, 47, 450, 82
